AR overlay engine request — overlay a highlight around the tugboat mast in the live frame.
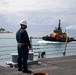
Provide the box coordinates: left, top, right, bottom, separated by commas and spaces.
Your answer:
58, 19, 62, 33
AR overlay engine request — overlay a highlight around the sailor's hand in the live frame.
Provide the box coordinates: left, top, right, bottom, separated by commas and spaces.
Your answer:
28, 48, 32, 51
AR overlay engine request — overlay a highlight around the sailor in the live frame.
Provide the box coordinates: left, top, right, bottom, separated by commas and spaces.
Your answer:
16, 20, 32, 73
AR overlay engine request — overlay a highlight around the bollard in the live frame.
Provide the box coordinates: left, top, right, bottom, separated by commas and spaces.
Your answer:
11, 51, 34, 63
38, 52, 46, 58
32, 72, 48, 75
41, 52, 46, 58
11, 53, 18, 63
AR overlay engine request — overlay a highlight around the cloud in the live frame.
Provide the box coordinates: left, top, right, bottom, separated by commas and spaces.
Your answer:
0, 10, 75, 32
0, 0, 76, 12
0, 0, 8, 4
0, 0, 76, 32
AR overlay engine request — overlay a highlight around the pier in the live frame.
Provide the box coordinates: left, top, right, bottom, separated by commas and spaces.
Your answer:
0, 55, 76, 75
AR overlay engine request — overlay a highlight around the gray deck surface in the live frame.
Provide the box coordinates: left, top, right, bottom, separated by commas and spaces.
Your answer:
0, 55, 76, 75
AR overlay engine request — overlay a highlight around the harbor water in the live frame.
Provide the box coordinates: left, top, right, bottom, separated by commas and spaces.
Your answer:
0, 31, 76, 62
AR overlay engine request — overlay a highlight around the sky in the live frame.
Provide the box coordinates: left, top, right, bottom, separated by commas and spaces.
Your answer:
0, 0, 76, 32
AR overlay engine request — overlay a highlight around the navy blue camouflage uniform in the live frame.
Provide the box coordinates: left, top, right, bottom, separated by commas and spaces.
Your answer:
16, 28, 31, 71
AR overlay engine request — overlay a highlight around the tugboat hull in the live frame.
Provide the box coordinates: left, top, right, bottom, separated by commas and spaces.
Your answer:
42, 36, 76, 42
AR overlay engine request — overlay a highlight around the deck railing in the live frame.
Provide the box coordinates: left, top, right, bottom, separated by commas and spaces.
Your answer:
0, 37, 76, 62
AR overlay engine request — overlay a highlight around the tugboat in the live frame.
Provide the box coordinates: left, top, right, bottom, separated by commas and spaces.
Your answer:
42, 19, 76, 42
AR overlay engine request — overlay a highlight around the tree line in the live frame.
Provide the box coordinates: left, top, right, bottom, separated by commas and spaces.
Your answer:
0, 28, 6, 32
